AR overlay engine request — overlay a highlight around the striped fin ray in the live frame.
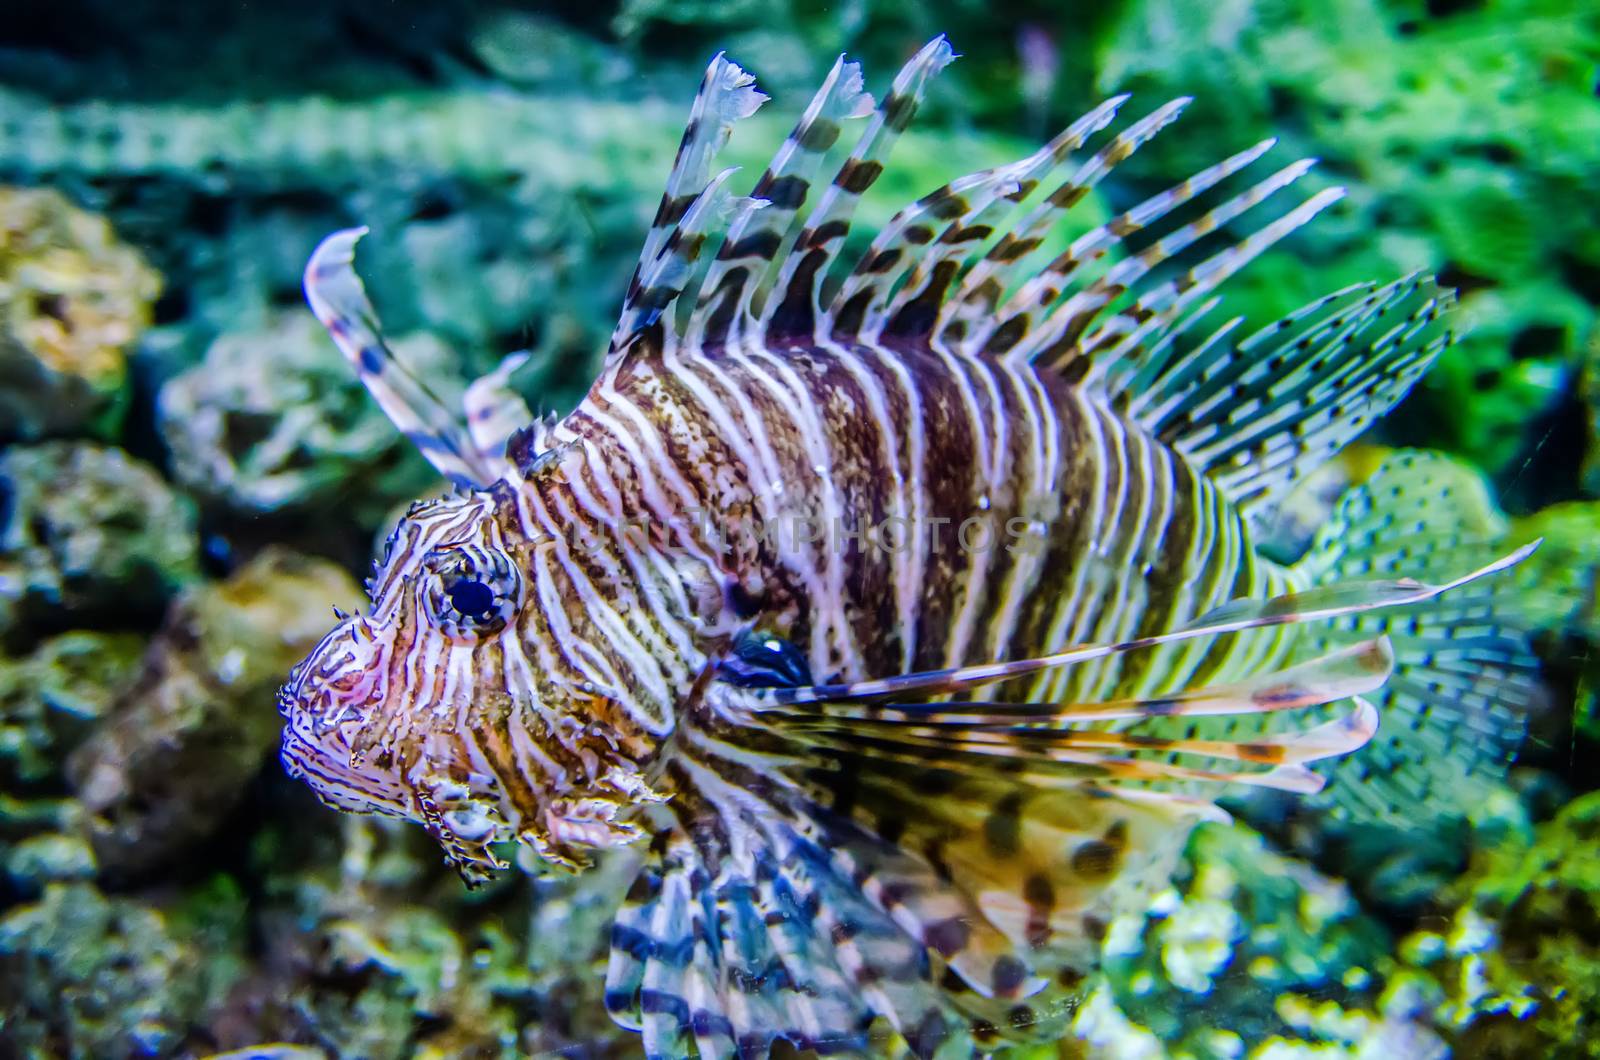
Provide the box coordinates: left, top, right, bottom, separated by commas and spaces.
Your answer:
1186, 279, 1451, 506
1082, 275, 1439, 518
764, 543, 1534, 705
827, 95, 1129, 341
937, 97, 1192, 351
611, 169, 767, 351
1027, 156, 1323, 368
1026, 185, 1344, 381
690, 55, 876, 348
303, 227, 497, 488
766, 636, 1391, 727
605, 746, 973, 1058
610, 53, 768, 358
778, 750, 1217, 1015
462, 350, 533, 467
760, 36, 957, 341
759, 643, 1388, 796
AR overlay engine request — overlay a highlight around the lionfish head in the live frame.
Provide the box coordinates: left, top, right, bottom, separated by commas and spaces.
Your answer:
277, 483, 537, 876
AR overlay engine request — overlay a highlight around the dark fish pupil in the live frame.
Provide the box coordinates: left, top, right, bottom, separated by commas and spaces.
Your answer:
448, 578, 496, 619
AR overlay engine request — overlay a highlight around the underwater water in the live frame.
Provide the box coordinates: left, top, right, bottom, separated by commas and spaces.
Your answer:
1, 0, 1598, 1057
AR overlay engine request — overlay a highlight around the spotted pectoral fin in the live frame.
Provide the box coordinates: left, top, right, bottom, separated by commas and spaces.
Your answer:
1276, 450, 1548, 828
304, 228, 497, 488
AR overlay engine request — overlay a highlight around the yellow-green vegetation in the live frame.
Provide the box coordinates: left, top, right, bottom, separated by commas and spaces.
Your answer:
1088, 0, 1600, 479
1397, 790, 1600, 1057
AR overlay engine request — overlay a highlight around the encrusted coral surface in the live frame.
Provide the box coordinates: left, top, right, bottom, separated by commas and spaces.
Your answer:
0, 441, 199, 639
68, 548, 359, 876
158, 313, 451, 519
0, 186, 160, 441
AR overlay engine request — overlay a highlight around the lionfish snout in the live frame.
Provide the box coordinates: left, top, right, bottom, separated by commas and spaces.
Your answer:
277, 617, 410, 817
279, 617, 389, 724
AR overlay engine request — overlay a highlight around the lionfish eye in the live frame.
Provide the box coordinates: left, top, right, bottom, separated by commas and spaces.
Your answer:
422, 546, 520, 639
447, 578, 495, 619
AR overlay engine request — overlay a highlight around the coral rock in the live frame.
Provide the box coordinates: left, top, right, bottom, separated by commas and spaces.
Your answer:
158, 311, 452, 521
0, 186, 160, 440
1, 630, 145, 789
0, 442, 199, 639
0, 880, 242, 1058
67, 547, 359, 876
1094, 821, 1432, 1056
1402, 791, 1600, 1056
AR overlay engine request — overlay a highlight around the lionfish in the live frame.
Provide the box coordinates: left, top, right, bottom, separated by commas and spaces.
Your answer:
279, 37, 1539, 1057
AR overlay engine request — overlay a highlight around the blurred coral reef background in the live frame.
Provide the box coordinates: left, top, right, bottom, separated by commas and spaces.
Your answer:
0, 0, 1596, 1056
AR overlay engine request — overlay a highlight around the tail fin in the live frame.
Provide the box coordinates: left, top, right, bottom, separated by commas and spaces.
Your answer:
1285, 450, 1543, 827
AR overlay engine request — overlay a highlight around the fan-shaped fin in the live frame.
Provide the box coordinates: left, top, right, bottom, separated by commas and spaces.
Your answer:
1284, 451, 1545, 822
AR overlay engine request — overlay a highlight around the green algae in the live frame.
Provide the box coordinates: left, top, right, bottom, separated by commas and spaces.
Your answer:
0, 443, 199, 642
1398, 791, 1600, 1057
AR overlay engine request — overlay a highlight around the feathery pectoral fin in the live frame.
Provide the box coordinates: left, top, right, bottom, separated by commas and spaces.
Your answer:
604, 776, 969, 1058
626, 545, 1534, 1054
1277, 450, 1548, 827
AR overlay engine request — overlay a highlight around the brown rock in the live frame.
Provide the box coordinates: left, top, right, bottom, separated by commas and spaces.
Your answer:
68, 548, 359, 876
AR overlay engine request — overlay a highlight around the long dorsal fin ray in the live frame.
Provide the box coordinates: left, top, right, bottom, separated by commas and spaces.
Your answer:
304, 227, 498, 488
611, 168, 767, 350
828, 94, 1130, 342
618, 41, 1462, 530
935, 96, 1192, 350
759, 36, 957, 341
974, 136, 1278, 354
1027, 160, 1326, 369
609, 52, 767, 360
690, 55, 876, 349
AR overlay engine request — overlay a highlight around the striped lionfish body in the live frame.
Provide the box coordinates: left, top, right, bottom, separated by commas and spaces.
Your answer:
279, 38, 1540, 1057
